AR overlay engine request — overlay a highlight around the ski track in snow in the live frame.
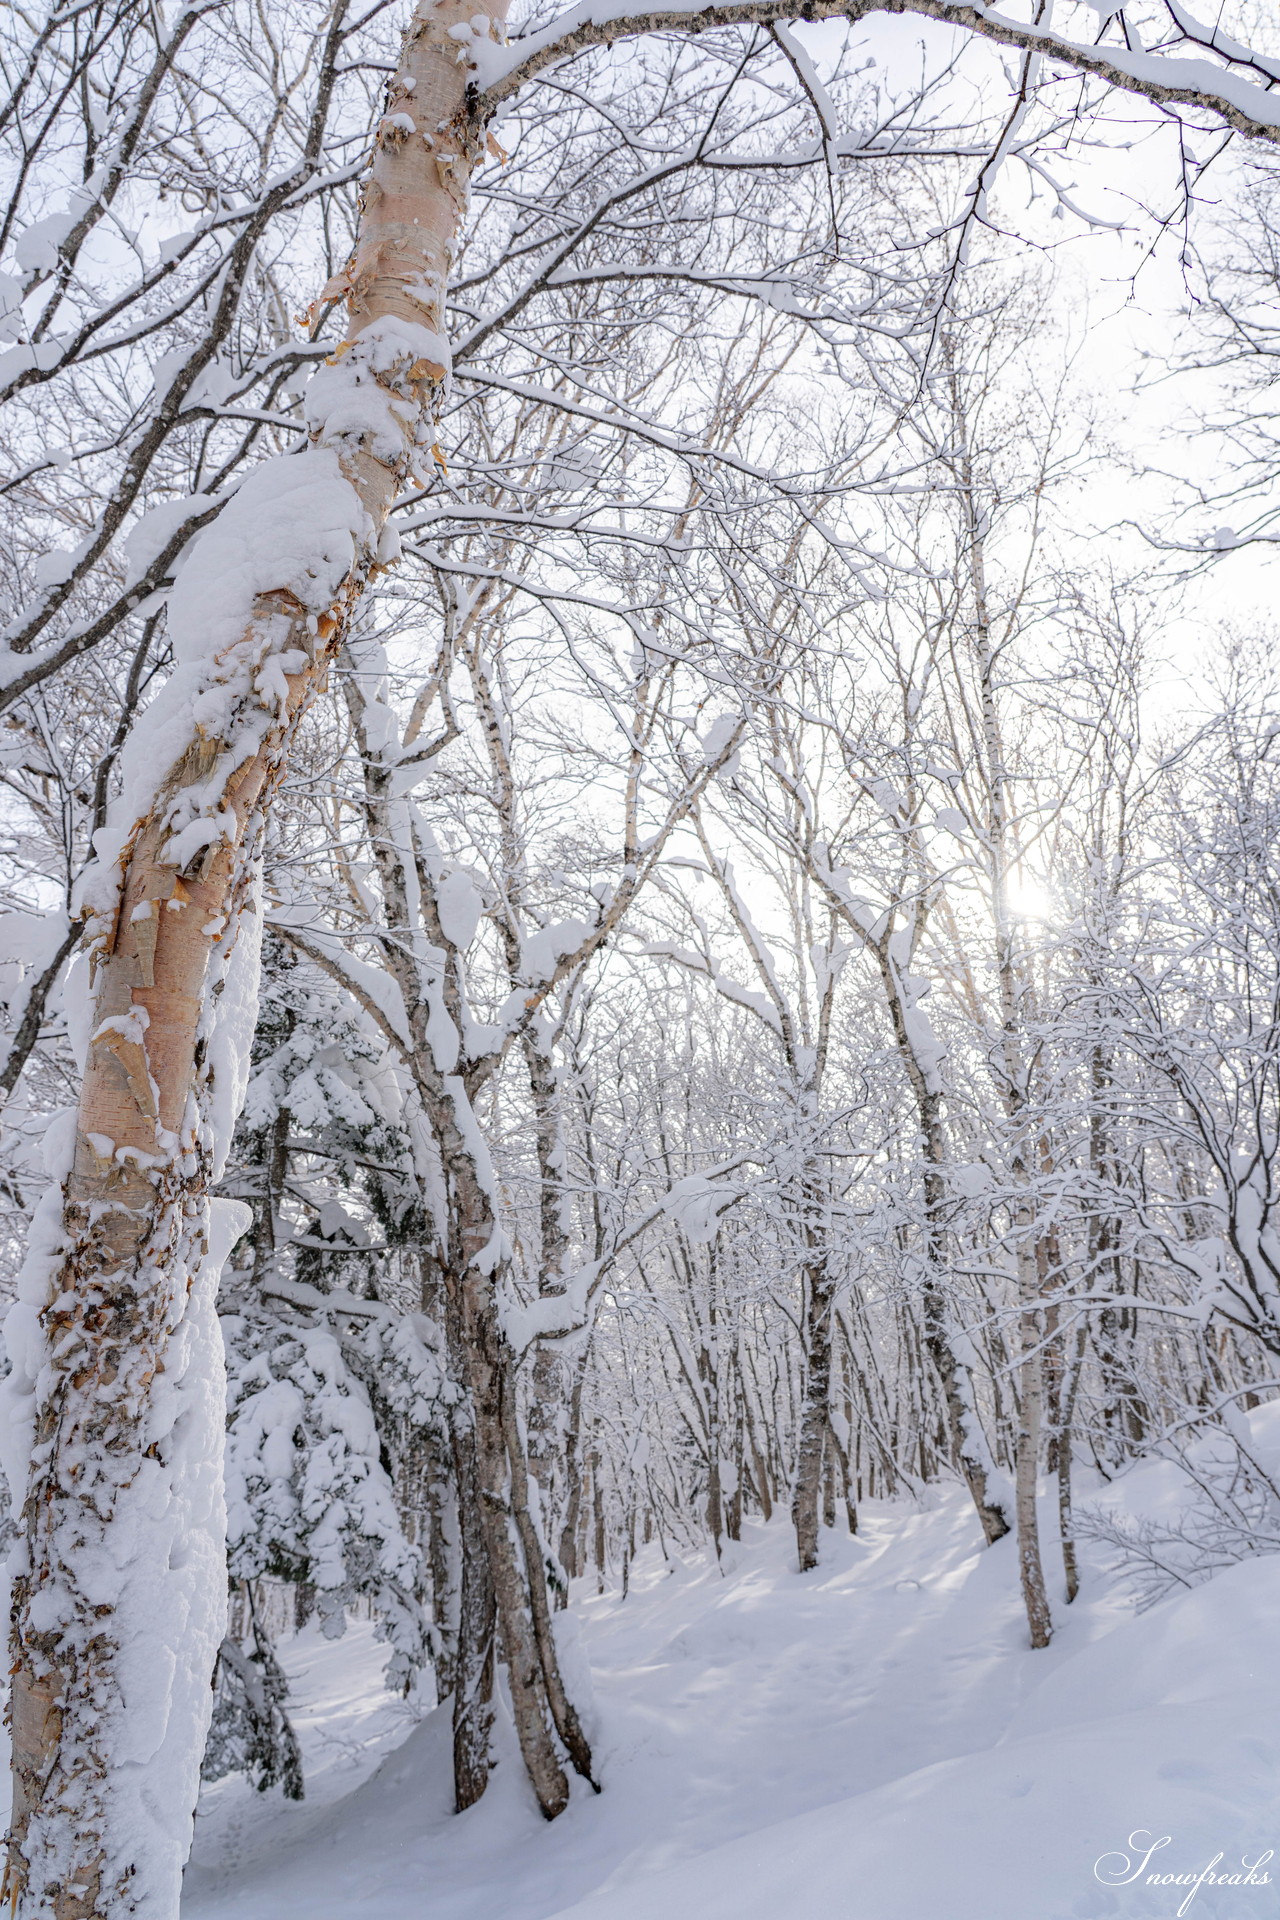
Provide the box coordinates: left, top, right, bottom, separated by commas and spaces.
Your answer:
182, 1482, 1280, 1920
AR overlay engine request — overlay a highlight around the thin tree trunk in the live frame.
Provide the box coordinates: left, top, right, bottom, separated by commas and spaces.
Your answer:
826, 1413, 858, 1536
920, 1270, 1010, 1545
909, 1055, 1009, 1546
861, 929, 1010, 1546
420, 1255, 462, 1702
741, 1374, 773, 1523
1057, 1322, 1087, 1604
426, 1459, 461, 1704
436, 1151, 591, 1815
449, 1409, 496, 1813
792, 1256, 834, 1572
705, 1451, 725, 1555
501, 1382, 598, 1789
521, 1023, 572, 1496
727, 1391, 744, 1541
447, 1197, 574, 1817
0, 917, 78, 1106
1014, 1293, 1053, 1648
592, 1450, 607, 1592
558, 1352, 589, 1585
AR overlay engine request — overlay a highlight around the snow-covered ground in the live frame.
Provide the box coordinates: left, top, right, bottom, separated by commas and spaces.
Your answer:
183, 1481, 1280, 1920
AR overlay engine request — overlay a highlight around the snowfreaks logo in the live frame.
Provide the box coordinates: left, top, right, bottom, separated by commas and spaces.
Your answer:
1094, 1832, 1274, 1917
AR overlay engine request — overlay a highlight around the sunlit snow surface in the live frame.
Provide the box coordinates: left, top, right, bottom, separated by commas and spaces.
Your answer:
183, 1480, 1280, 1920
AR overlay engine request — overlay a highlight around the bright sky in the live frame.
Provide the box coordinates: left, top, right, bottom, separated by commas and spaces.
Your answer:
793, 8, 1280, 711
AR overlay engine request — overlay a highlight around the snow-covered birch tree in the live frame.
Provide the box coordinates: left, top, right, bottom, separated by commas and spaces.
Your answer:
7, 0, 1280, 1904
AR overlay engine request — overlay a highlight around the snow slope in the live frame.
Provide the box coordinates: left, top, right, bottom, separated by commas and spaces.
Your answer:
183, 1487, 1280, 1920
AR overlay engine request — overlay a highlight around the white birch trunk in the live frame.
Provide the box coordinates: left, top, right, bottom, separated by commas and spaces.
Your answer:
1, 1, 508, 1907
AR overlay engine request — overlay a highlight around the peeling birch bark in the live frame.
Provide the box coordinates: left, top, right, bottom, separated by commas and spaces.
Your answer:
4, 1, 510, 1909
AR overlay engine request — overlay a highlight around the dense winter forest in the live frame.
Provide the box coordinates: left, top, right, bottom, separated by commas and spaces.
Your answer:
2, 0, 1280, 1914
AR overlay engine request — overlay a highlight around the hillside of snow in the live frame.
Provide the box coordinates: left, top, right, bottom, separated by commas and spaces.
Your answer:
183, 1473, 1279, 1920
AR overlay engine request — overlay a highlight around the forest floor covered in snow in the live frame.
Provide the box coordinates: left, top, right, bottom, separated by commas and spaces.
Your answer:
183, 1469, 1280, 1920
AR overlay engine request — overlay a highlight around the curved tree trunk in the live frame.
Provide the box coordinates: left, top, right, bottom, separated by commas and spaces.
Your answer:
331, 666, 593, 1819
882, 963, 1011, 1548
3, 1, 509, 1908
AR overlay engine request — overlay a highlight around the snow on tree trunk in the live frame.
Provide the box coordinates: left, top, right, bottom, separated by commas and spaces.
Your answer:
450, 1189, 574, 1817
448, 1405, 497, 1812
915, 1119, 1010, 1547
407, 974, 593, 1814
883, 956, 1011, 1548
1014, 1278, 1053, 1650
792, 1248, 835, 1574
0, 0, 509, 1908
320, 646, 597, 1816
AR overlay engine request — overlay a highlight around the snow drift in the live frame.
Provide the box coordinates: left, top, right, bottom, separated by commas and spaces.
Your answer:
184, 1477, 1279, 1920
